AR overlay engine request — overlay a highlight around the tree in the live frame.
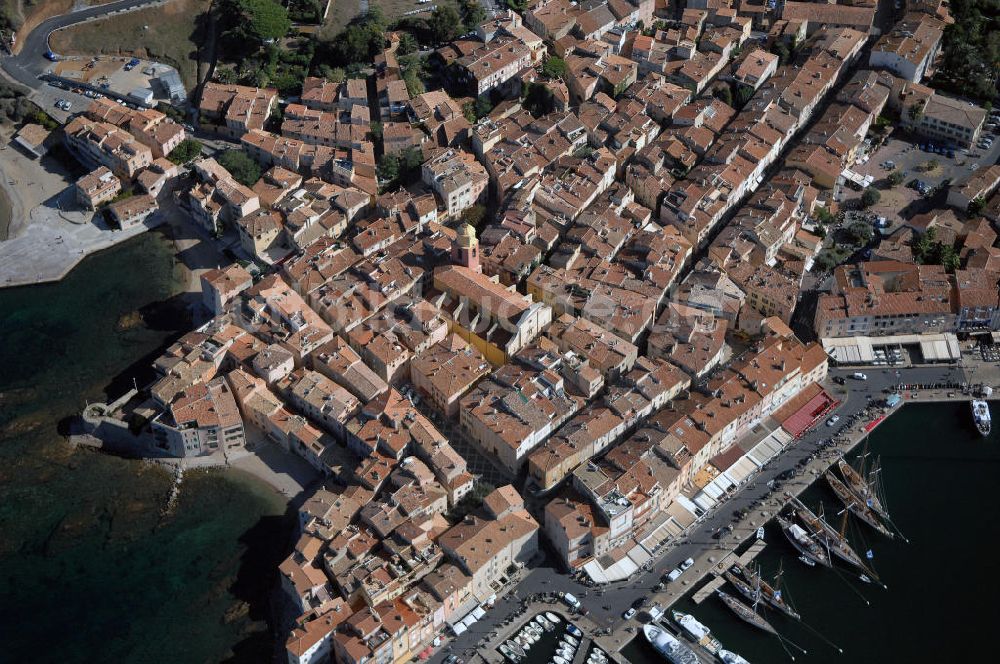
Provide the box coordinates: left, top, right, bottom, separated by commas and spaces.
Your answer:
167, 139, 203, 165
939, 244, 961, 273
860, 187, 881, 208
923, 159, 939, 172
712, 83, 733, 107
461, 204, 487, 229
458, 0, 487, 32
430, 6, 461, 44
814, 206, 835, 225
314, 8, 386, 67
913, 227, 936, 263
847, 221, 873, 245
317, 64, 346, 82
233, 0, 291, 43
288, 0, 323, 23
462, 95, 492, 123
523, 82, 555, 117
400, 146, 424, 173
217, 149, 262, 187
968, 196, 987, 216
378, 153, 400, 183
771, 41, 790, 65
887, 169, 905, 187
397, 32, 419, 56
734, 84, 754, 109
541, 56, 567, 80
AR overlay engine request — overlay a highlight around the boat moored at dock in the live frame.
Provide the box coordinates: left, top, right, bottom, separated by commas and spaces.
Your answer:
776, 514, 831, 567
973, 399, 991, 437
825, 471, 894, 539
716, 590, 778, 636
718, 649, 751, 664
672, 610, 722, 654
642, 624, 701, 664
728, 564, 801, 620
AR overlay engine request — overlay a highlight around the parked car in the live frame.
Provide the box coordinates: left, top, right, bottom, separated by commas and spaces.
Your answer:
833, 376, 846, 385
622, 608, 637, 620
679, 558, 695, 571
852, 372, 868, 380
826, 415, 841, 427
44, 50, 59, 61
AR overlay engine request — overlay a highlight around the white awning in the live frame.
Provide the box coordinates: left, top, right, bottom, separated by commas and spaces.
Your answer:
822, 333, 959, 364
450, 622, 467, 636
472, 606, 486, 620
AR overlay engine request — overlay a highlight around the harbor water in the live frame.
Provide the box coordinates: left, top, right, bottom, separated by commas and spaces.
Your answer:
0, 231, 293, 662
623, 400, 1000, 664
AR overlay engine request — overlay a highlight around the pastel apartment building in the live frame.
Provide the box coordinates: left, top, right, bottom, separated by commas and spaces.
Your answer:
106, 193, 158, 229
64, 116, 153, 179
421, 148, 489, 219
200, 263, 254, 316
437, 486, 539, 599
198, 82, 277, 138
868, 13, 944, 83
150, 376, 246, 457
897, 86, 987, 148
84, 97, 186, 158
75, 166, 121, 209
454, 36, 532, 97
409, 335, 492, 418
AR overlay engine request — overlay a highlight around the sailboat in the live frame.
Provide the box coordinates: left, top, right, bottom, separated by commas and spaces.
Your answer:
825, 470, 894, 538
776, 514, 831, 567
728, 563, 801, 620
716, 590, 779, 636
837, 456, 890, 522
791, 498, 880, 581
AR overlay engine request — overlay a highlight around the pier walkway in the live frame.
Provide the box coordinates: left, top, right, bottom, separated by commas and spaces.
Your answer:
690, 540, 767, 605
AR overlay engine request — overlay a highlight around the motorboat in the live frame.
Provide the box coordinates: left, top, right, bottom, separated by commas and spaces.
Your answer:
553, 657, 569, 664
973, 399, 991, 436
718, 649, 751, 664
566, 625, 582, 638
499, 643, 521, 662
642, 624, 700, 664
506, 640, 525, 658
546, 611, 563, 624
536, 614, 554, 631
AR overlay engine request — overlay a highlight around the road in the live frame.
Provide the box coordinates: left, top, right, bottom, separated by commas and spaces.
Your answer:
1, 0, 168, 90
428, 362, 980, 663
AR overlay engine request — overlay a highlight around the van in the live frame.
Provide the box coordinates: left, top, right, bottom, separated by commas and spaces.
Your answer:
666, 568, 683, 582
852, 372, 868, 380
562, 592, 581, 609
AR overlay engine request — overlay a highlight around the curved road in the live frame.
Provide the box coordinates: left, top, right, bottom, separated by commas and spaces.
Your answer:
2, 0, 168, 89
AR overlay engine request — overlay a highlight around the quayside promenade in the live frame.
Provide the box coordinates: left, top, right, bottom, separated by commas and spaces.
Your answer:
432, 356, 1000, 664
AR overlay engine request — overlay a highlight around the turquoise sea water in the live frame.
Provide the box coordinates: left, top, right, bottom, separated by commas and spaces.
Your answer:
0, 232, 292, 663
623, 400, 1000, 663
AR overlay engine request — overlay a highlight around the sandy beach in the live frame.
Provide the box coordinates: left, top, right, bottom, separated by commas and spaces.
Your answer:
0, 126, 76, 241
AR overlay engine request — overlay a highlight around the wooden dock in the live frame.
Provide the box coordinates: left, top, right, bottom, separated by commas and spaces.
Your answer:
691, 539, 767, 604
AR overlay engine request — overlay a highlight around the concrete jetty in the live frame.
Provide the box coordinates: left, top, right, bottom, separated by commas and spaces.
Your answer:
691, 539, 767, 605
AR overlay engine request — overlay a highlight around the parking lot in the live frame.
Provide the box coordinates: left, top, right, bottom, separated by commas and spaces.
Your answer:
842, 128, 1000, 225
